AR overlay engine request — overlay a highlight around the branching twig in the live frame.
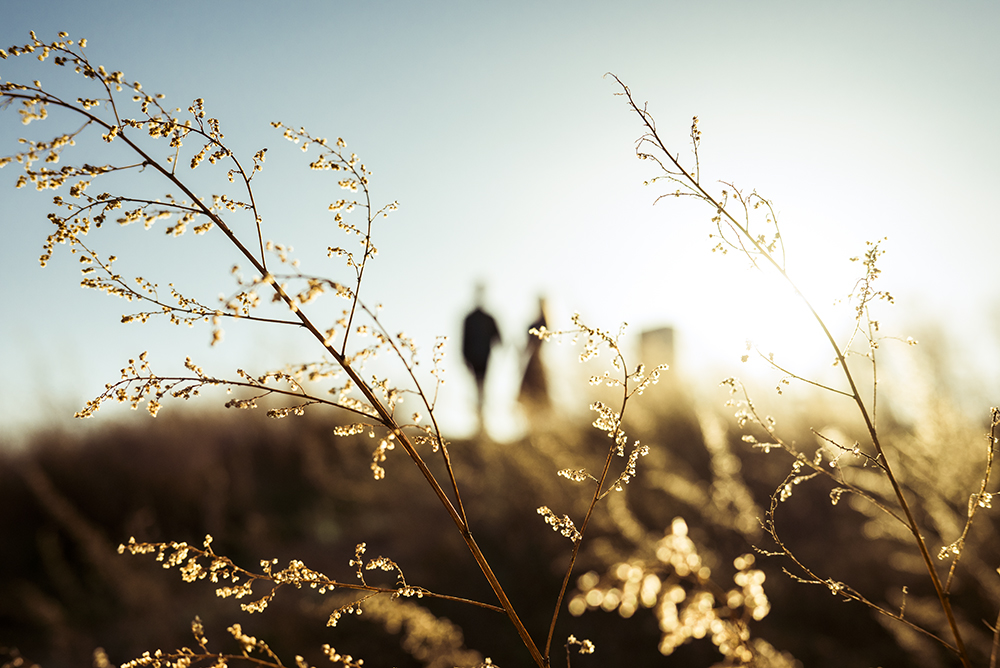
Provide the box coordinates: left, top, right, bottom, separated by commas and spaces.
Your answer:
610, 73, 971, 665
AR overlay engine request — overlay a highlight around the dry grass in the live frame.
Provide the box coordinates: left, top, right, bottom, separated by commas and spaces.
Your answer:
2, 32, 998, 668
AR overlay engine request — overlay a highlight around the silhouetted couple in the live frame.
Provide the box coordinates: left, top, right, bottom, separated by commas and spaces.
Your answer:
462, 285, 549, 433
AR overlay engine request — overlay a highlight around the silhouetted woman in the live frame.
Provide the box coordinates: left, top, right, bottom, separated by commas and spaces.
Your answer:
518, 296, 549, 411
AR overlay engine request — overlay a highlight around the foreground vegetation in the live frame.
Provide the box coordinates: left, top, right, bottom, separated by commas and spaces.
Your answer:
2, 381, 996, 667
2, 31, 997, 667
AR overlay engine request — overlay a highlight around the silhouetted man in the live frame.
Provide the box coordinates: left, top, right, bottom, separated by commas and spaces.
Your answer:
462, 285, 501, 428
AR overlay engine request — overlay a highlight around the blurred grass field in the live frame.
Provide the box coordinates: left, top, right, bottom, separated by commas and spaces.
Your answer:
3, 347, 995, 667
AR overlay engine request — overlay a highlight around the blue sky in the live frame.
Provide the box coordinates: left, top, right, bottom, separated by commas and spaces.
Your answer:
2, 1, 999, 440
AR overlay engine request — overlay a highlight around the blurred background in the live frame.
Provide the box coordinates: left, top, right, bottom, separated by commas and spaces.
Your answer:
2, 0, 999, 440
2, 2, 1000, 667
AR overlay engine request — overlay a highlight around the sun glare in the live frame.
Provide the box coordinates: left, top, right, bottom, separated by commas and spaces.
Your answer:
660, 253, 864, 394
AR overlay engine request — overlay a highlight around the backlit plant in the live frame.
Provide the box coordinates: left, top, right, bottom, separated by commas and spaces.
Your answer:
3, 31, 996, 668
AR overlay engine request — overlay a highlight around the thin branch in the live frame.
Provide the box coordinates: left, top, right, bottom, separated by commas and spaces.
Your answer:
609, 73, 971, 664
944, 407, 999, 593
360, 302, 468, 528
545, 336, 632, 658
752, 346, 853, 398
5, 49, 546, 664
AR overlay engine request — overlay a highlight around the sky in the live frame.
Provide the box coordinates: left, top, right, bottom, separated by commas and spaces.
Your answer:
2, 0, 999, 442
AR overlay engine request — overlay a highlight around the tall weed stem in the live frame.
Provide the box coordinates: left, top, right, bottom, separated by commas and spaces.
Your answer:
610, 73, 971, 666
1, 35, 548, 665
